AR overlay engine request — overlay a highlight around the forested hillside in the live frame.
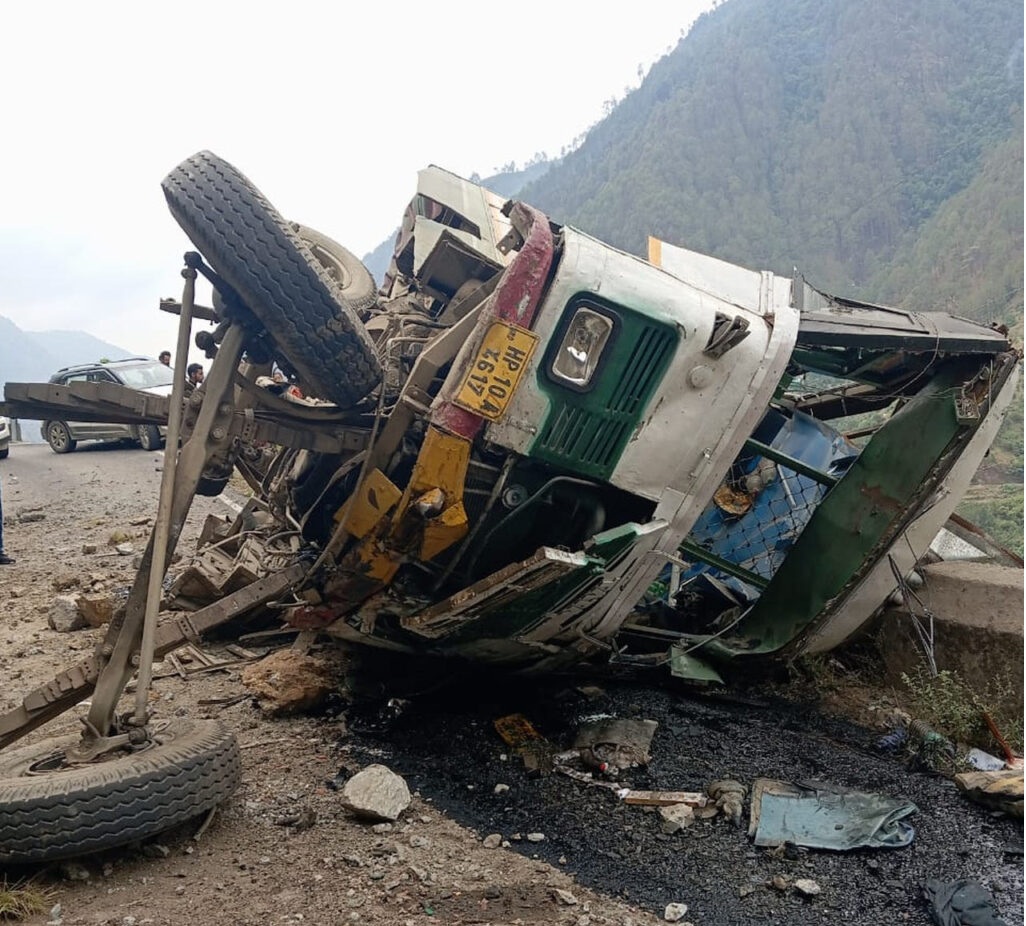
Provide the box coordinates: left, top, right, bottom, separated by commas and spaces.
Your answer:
519, 0, 1023, 551
523, 0, 1022, 304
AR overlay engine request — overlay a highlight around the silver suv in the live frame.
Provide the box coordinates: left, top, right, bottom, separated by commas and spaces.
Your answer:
43, 358, 172, 454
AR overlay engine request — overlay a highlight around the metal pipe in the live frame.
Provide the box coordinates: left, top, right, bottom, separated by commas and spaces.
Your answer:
132, 266, 195, 724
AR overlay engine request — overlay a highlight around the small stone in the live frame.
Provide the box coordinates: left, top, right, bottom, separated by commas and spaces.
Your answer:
482, 834, 502, 849
526, 832, 545, 843
554, 888, 579, 906
52, 573, 80, 591
409, 835, 429, 848
142, 843, 170, 859
659, 803, 696, 834
663, 902, 689, 922
82, 543, 98, 554
60, 857, 91, 881
123, 917, 137, 926
795, 878, 822, 897
175, 885, 185, 895
493, 783, 510, 794
50, 599, 87, 632
371, 823, 393, 834
770, 875, 790, 892
339, 765, 411, 822
48, 903, 62, 923
115, 542, 134, 556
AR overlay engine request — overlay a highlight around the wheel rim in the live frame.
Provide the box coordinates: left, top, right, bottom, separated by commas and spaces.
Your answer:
48, 423, 69, 450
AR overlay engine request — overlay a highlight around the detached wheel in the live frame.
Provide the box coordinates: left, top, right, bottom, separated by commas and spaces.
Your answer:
162, 151, 382, 407
137, 425, 162, 451
45, 421, 76, 454
0, 719, 241, 864
290, 222, 378, 316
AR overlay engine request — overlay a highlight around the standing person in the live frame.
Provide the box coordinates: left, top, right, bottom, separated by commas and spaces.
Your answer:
0, 473, 13, 565
187, 363, 204, 385
158, 350, 172, 366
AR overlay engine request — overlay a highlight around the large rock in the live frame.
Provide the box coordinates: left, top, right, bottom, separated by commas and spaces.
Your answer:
76, 593, 115, 628
340, 764, 411, 822
48, 595, 87, 633
240, 649, 336, 715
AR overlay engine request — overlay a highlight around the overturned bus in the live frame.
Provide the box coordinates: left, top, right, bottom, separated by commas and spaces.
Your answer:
0, 151, 1018, 862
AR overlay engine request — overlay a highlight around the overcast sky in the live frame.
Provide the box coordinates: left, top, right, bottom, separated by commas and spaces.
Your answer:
1, 1, 715, 367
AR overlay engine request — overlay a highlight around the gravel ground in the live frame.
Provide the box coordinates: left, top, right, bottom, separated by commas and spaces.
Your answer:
351, 677, 1024, 925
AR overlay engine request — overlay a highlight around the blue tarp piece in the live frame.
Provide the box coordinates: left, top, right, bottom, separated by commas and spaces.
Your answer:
679, 410, 860, 600
749, 778, 917, 850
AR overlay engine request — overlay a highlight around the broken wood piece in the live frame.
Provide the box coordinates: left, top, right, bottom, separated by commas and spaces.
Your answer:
622, 790, 708, 807
225, 643, 262, 660
291, 629, 318, 656
167, 652, 188, 680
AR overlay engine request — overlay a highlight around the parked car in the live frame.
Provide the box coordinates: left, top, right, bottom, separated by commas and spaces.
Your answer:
43, 358, 171, 453
0, 415, 10, 458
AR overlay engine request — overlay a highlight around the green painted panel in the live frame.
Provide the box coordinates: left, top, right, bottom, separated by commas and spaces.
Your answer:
440, 523, 645, 646
703, 368, 967, 659
529, 295, 677, 479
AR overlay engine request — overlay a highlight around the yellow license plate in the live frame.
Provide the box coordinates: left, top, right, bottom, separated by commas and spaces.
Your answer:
454, 320, 538, 421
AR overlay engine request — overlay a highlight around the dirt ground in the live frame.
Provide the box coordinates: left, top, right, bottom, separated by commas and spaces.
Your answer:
1, 443, 1022, 926
0, 444, 666, 926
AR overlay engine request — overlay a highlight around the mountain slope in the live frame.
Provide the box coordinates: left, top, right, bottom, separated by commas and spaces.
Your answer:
522, 0, 1023, 304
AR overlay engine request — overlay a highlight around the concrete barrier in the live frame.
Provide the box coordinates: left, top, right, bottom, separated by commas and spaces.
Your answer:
873, 562, 1024, 720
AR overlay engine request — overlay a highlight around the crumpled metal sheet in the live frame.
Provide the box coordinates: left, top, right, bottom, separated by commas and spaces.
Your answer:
748, 778, 917, 850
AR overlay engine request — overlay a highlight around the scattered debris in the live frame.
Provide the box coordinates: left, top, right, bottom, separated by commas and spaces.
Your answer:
953, 769, 1023, 817
339, 764, 411, 822
622, 790, 707, 808
240, 648, 337, 714
749, 779, 917, 850
982, 711, 1017, 767
966, 749, 1005, 771
708, 779, 747, 825
47, 596, 87, 633
494, 713, 555, 775
659, 803, 696, 834
573, 717, 657, 775
922, 878, 1009, 926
